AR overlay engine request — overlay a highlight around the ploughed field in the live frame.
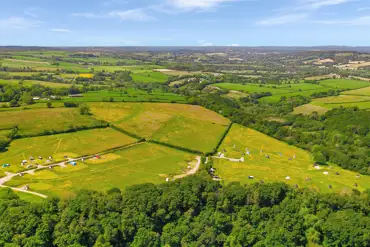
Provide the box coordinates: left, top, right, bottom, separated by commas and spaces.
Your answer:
213, 124, 370, 193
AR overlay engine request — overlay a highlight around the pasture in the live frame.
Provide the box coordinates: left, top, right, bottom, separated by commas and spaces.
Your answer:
213, 124, 370, 193
344, 86, 370, 96
0, 79, 71, 88
63, 89, 187, 103
6, 143, 197, 199
293, 104, 329, 115
0, 128, 137, 175
215, 79, 370, 103
0, 108, 105, 137
89, 103, 230, 153
131, 71, 169, 83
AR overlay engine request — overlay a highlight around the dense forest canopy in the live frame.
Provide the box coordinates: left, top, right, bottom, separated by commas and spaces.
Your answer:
1, 175, 370, 247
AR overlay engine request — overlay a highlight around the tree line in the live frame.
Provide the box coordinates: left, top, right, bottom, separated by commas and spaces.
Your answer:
0, 175, 369, 247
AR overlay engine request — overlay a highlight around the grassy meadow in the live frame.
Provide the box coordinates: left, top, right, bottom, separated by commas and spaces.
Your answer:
64, 89, 187, 103
215, 79, 370, 103
89, 102, 230, 153
213, 124, 370, 193
5, 143, 197, 199
0, 108, 105, 136
131, 71, 169, 83
0, 128, 137, 175
0, 79, 71, 88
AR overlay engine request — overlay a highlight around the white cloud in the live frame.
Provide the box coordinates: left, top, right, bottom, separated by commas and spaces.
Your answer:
72, 12, 101, 18
229, 44, 240, 46
50, 28, 71, 32
73, 9, 154, 21
168, 0, 236, 10
257, 0, 352, 26
24, 7, 42, 18
102, 0, 129, 6
302, 0, 353, 9
315, 16, 370, 25
197, 40, 214, 46
257, 14, 308, 25
357, 7, 370, 11
108, 9, 154, 21
0, 17, 42, 29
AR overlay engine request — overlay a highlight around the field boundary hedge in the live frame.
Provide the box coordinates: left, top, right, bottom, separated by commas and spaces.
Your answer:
110, 125, 145, 141
148, 140, 204, 155
206, 122, 233, 156
13, 122, 109, 139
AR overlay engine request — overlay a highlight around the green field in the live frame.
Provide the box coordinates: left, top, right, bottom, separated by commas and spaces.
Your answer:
63, 89, 187, 103
213, 124, 370, 193
0, 79, 71, 88
0, 72, 41, 77
0, 128, 137, 175
131, 71, 169, 83
215, 79, 370, 103
91, 65, 163, 73
0, 108, 105, 136
343, 86, 370, 96
5, 143, 196, 199
293, 104, 329, 115
319, 79, 370, 89
90, 103, 230, 153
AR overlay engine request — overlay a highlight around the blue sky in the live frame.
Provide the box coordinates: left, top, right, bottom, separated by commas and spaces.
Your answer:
0, 0, 370, 46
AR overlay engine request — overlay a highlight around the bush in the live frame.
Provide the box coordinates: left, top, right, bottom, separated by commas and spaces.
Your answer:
64, 102, 79, 108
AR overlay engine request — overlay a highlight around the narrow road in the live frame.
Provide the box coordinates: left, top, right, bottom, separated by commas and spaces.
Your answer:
174, 156, 201, 179
0, 185, 48, 198
212, 156, 243, 162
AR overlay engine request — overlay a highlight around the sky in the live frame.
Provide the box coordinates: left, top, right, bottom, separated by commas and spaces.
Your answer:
0, 0, 370, 46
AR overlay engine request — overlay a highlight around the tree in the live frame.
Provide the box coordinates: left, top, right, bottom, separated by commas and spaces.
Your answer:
9, 99, 19, 107
79, 104, 91, 115
20, 92, 34, 105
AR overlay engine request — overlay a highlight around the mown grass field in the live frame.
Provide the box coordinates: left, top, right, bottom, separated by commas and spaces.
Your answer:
0, 59, 91, 73
0, 102, 66, 112
293, 104, 329, 115
213, 124, 370, 193
0, 108, 105, 136
90, 103, 230, 153
344, 86, 370, 96
215, 79, 370, 103
91, 65, 163, 73
0, 79, 71, 88
131, 71, 169, 83
64, 89, 187, 103
294, 93, 370, 114
6, 143, 196, 199
0, 128, 137, 175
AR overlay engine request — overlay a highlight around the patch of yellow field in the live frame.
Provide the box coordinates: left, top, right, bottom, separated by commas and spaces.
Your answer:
294, 104, 328, 115
79, 73, 94, 78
